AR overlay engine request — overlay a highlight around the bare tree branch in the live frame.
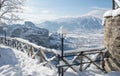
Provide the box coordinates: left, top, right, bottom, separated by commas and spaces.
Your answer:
0, 0, 26, 24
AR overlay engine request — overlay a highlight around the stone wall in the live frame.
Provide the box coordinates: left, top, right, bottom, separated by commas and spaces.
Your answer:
104, 16, 120, 72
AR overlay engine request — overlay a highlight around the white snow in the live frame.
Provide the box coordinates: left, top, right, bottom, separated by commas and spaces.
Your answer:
105, 72, 120, 76
0, 45, 57, 76
103, 0, 120, 17
115, 0, 120, 7
103, 0, 120, 25
0, 45, 120, 76
103, 8, 120, 17
10, 37, 59, 55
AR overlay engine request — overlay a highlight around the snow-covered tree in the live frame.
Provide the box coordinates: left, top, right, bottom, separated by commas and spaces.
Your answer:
0, 0, 26, 24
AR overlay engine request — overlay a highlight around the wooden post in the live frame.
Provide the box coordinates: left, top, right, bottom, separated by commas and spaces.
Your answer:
101, 52, 107, 73
58, 66, 61, 76
39, 50, 44, 62
57, 55, 61, 76
101, 52, 104, 69
61, 68, 64, 76
61, 34, 64, 59
80, 52, 83, 71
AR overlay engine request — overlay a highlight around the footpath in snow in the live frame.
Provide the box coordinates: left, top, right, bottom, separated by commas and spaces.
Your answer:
0, 45, 120, 76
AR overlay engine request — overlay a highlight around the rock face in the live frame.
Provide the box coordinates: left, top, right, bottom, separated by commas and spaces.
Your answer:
104, 16, 120, 72
0, 21, 49, 47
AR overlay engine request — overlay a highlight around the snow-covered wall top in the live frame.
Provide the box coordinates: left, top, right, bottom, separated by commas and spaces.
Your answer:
103, 8, 120, 17
104, 0, 120, 17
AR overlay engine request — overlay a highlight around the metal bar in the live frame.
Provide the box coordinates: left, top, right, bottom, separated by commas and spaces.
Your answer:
61, 34, 64, 59
80, 52, 83, 71
61, 68, 64, 76
112, 0, 115, 9
61, 34, 64, 76
58, 55, 61, 76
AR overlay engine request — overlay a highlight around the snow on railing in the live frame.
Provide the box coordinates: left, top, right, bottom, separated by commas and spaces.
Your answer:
14, 37, 59, 54
0, 36, 59, 67
0, 36, 107, 74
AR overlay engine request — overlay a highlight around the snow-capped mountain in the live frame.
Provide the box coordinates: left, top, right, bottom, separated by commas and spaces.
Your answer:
38, 16, 103, 33
37, 15, 104, 50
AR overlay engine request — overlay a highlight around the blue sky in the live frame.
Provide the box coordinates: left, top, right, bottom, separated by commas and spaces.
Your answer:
22, 0, 112, 23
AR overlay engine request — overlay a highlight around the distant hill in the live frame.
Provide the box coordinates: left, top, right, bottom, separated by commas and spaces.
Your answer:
0, 21, 49, 47
38, 16, 103, 33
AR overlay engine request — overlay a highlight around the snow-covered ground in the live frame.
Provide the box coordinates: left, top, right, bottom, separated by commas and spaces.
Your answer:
0, 45, 120, 76
0, 45, 57, 76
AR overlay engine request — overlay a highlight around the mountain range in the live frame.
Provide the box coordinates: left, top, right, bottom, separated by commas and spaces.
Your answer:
38, 16, 103, 33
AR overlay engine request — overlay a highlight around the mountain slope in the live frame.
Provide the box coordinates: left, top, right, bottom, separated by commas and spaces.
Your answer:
0, 21, 49, 47
39, 16, 103, 33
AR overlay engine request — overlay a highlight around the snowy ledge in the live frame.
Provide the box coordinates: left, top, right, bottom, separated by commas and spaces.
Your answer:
104, 0, 120, 17
102, 8, 120, 25
103, 8, 120, 18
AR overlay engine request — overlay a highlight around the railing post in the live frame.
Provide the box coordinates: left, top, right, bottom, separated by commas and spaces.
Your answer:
101, 52, 107, 73
58, 55, 61, 76
80, 52, 83, 71
101, 52, 104, 68
61, 68, 64, 76
39, 50, 44, 62
61, 34, 64, 60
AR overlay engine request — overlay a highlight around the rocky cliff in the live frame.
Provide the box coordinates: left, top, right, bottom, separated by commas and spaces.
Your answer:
0, 21, 49, 47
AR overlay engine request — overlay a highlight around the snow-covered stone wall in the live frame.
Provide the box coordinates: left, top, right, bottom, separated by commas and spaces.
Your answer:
104, 15, 120, 72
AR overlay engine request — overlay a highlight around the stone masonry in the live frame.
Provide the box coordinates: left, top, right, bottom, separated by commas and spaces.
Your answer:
104, 15, 120, 72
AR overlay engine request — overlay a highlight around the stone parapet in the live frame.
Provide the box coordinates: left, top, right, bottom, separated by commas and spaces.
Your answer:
104, 15, 120, 72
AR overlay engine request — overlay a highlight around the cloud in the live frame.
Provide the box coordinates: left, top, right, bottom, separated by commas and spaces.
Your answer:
41, 10, 51, 14
20, 12, 60, 23
20, 5, 110, 24
20, 5, 58, 23
83, 7, 110, 19
91, 7, 110, 10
